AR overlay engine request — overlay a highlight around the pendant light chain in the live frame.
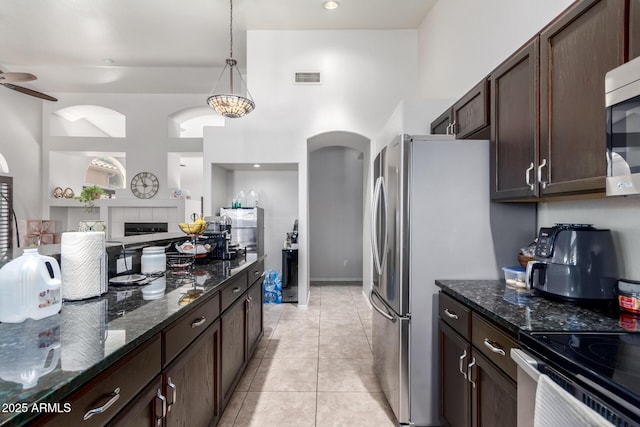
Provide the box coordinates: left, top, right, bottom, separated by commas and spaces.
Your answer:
229, 0, 233, 60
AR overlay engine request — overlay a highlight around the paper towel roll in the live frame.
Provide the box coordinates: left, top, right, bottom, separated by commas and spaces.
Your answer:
61, 299, 107, 371
61, 231, 107, 300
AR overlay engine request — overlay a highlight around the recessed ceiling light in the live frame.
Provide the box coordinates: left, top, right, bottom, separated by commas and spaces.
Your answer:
103, 58, 115, 64
322, 1, 340, 10
253, 164, 261, 168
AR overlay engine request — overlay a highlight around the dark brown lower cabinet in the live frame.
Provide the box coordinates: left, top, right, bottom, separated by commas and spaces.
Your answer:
630, 0, 640, 60
439, 320, 471, 427
246, 279, 263, 356
221, 295, 246, 409
470, 351, 517, 427
439, 300, 517, 427
108, 376, 164, 427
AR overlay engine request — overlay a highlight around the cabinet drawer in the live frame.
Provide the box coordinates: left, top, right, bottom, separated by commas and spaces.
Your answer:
248, 260, 265, 286
471, 313, 517, 381
439, 292, 471, 339
38, 336, 161, 427
220, 273, 248, 313
163, 293, 220, 365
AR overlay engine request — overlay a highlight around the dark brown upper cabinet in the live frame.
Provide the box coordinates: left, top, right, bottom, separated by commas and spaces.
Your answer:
431, 80, 490, 139
538, 0, 625, 197
452, 79, 490, 140
631, 0, 640, 60
490, 38, 539, 200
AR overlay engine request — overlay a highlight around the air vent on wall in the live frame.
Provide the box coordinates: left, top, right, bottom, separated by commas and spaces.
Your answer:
294, 72, 322, 84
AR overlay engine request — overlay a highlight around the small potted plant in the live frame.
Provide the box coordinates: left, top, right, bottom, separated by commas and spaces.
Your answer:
75, 185, 105, 213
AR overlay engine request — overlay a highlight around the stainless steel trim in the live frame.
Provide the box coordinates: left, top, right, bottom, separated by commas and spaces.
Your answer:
444, 308, 459, 320
83, 387, 121, 420
537, 158, 548, 189
467, 357, 477, 388
510, 348, 540, 382
191, 316, 206, 328
459, 350, 468, 379
525, 162, 535, 190
483, 338, 506, 356
369, 290, 395, 322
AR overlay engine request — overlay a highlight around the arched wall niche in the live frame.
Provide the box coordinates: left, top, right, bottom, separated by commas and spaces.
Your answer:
50, 105, 126, 137
0, 153, 9, 174
168, 106, 224, 138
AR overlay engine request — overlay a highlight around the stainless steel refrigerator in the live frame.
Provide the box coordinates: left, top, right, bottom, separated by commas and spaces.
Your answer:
369, 135, 535, 426
219, 207, 264, 255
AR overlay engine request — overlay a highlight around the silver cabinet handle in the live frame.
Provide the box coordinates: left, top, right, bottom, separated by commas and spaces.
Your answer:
445, 123, 452, 135
459, 350, 467, 379
467, 357, 477, 388
232, 287, 241, 293
155, 389, 166, 425
450, 121, 456, 135
369, 291, 395, 322
83, 387, 120, 420
444, 308, 459, 320
167, 377, 177, 412
191, 316, 206, 328
483, 338, 506, 356
537, 158, 548, 189
525, 162, 535, 190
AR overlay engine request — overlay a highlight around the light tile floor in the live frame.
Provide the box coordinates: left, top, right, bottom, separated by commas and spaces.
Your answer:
217, 281, 397, 427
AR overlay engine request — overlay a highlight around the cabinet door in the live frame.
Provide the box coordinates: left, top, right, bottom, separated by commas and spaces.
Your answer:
453, 79, 490, 140
490, 38, 539, 200
539, 0, 625, 196
469, 351, 517, 427
164, 321, 219, 427
439, 320, 471, 427
431, 108, 453, 135
221, 296, 246, 409
107, 376, 165, 427
246, 280, 263, 357
631, 0, 640, 61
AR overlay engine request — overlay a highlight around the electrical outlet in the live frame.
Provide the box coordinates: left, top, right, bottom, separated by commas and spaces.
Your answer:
117, 256, 133, 274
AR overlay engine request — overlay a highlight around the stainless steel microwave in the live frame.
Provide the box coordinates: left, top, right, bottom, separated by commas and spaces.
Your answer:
605, 56, 640, 196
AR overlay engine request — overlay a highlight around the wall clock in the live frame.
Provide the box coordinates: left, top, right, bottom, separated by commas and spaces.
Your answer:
130, 172, 159, 199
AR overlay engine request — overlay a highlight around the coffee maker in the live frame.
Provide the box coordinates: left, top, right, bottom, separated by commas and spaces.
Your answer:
201, 215, 242, 260
525, 224, 619, 302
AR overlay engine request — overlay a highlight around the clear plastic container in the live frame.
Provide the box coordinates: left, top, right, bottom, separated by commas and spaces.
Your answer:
0, 248, 62, 323
502, 266, 526, 288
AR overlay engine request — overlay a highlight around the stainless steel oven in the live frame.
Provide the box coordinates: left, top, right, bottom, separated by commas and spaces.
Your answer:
512, 331, 640, 427
606, 56, 640, 196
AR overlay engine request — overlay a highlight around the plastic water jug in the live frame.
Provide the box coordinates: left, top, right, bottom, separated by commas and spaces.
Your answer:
0, 248, 62, 323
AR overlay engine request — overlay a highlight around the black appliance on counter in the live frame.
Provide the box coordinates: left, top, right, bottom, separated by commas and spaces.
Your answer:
516, 330, 640, 426
199, 217, 244, 260
526, 224, 619, 302
281, 249, 298, 303
124, 222, 168, 236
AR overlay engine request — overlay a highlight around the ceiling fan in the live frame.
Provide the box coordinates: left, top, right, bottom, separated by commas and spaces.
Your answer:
0, 70, 57, 102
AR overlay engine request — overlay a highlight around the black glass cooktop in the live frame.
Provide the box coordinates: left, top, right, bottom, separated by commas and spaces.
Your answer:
519, 330, 640, 419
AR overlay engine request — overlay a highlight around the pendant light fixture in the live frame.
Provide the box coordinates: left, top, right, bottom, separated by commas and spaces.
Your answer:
207, 0, 255, 118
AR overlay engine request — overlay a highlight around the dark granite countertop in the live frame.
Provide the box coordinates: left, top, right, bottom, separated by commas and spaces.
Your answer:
0, 253, 263, 426
435, 279, 627, 335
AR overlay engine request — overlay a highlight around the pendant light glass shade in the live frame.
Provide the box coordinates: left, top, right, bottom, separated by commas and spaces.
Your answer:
207, 0, 255, 118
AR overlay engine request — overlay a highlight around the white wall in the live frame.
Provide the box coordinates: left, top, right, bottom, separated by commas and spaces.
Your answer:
205, 29, 420, 305
227, 170, 298, 273
418, 0, 573, 100
0, 88, 44, 246
309, 146, 364, 280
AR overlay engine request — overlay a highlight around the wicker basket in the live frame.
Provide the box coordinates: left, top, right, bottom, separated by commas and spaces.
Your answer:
518, 254, 535, 268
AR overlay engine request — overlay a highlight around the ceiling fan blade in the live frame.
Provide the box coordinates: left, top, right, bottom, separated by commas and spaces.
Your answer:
0, 72, 37, 83
1, 83, 57, 102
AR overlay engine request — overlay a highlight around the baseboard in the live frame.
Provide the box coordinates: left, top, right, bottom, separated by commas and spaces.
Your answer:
310, 277, 364, 282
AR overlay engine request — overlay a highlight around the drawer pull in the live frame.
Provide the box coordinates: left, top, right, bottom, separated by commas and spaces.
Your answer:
444, 308, 459, 320
232, 287, 241, 293
167, 377, 177, 412
191, 316, 206, 328
155, 389, 167, 424
83, 387, 120, 420
467, 357, 477, 388
458, 350, 467, 379
483, 338, 506, 356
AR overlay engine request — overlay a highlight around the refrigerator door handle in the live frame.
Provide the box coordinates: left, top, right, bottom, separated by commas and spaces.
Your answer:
371, 176, 383, 275
378, 177, 389, 273
369, 290, 396, 322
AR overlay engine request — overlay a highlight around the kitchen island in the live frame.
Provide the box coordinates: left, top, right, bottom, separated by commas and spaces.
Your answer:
0, 242, 265, 426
